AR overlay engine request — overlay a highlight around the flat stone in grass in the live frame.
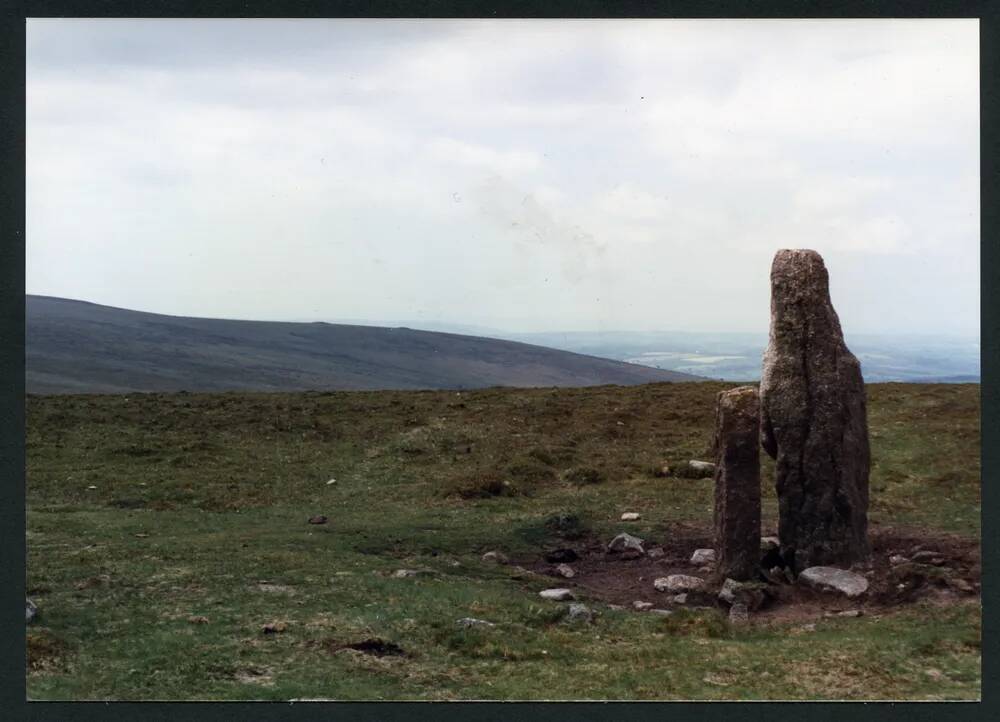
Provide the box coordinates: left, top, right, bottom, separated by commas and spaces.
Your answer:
798, 566, 869, 598
457, 617, 496, 628
482, 551, 509, 564
607, 532, 644, 555
539, 588, 575, 601
633, 600, 653, 611
688, 460, 715, 474
654, 575, 705, 593
392, 569, 433, 578
620, 512, 641, 521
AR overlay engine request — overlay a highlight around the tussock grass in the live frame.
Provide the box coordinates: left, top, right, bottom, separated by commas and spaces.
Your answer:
25, 382, 980, 700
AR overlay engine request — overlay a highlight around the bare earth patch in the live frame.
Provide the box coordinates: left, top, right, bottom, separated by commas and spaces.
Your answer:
519, 524, 980, 622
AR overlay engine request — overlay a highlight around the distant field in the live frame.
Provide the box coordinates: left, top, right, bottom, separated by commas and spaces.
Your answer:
25, 382, 981, 700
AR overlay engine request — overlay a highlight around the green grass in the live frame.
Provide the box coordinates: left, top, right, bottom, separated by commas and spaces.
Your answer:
25, 382, 981, 700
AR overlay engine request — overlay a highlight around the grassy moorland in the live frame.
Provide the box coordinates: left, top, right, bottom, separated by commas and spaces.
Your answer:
25, 382, 980, 700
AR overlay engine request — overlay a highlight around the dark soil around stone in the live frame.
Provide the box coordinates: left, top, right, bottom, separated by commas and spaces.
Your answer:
519, 524, 980, 622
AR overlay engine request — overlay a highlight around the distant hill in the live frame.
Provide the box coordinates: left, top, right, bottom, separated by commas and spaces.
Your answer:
25, 296, 701, 394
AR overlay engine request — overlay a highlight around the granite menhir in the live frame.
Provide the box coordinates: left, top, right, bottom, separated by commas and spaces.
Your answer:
713, 385, 762, 581
760, 249, 870, 573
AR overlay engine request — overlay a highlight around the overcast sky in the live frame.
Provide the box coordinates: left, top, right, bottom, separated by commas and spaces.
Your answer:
26, 19, 979, 336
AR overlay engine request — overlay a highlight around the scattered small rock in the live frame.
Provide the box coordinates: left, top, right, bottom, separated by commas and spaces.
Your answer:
889, 554, 909, 566
565, 603, 594, 623
690, 549, 716, 565
607, 533, 644, 555
688, 460, 716, 473
392, 569, 432, 578
544, 548, 578, 564
25, 599, 37, 624
646, 548, 665, 559
697, 565, 713, 574
307, 515, 328, 525
728, 603, 749, 624
482, 551, 509, 564
555, 563, 576, 579
911, 550, 941, 564
620, 512, 641, 521
947, 578, 975, 593
539, 588, 575, 601
633, 601, 653, 611
607, 604, 626, 611
824, 609, 863, 618
326, 478, 337, 485
654, 575, 705, 593
457, 617, 495, 628
671, 593, 688, 605
649, 609, 673, 616
86, 485, 97, 490
188, 615, 210, 624
718, 578, 769, 610
261, 621, 288, 634
798, 566, 869, 598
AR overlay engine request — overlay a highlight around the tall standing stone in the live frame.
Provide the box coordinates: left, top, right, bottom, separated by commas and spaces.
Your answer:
760, 249, 870, 573
713, 385, 762, 581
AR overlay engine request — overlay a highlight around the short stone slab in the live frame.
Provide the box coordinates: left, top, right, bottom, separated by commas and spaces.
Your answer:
823, 609, 863, 619
620, 512, 641, 521
649, 609, 674, 616
690, 549, 716, 565
798, 566, 869, 598
654, 575, 705, 593
607, 533, 644, 555
539, 588, 575, 601
633, 600, 653, 611
688, 460, 716, 473
482, 551, 509, 564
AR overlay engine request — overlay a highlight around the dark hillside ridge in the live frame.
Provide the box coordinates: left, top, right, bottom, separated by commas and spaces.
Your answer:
26, 295, 701, 394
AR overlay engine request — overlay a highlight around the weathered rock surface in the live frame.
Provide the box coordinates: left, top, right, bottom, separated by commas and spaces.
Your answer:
633, 601, 653, 611
798, 566, 869, 598
539, 588, 575, 601
688, 460, 716, 474
690, 549, 716, 566
620, 512, 641, 521
713, 386, 762, 581
760, 249, 870, 572
607, 533, 644, 555
654, 575, 705, 593
482, 551, 509, 564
